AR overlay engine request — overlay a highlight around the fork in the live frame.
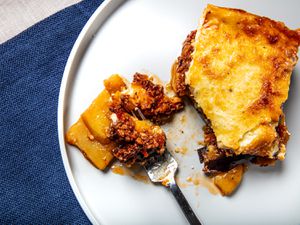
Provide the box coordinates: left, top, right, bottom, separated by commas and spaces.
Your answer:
133, 108, 202, 225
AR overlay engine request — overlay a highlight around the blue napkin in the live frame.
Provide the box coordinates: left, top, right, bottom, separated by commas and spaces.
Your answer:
0, 0, 103, 223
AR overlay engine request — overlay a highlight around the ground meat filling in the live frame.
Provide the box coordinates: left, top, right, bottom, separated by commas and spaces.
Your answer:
107, 74, 181, 166
276, 115, 290, 147
119, 73, 184, 123
172, 30, 196, 96
109, 111, 166, 167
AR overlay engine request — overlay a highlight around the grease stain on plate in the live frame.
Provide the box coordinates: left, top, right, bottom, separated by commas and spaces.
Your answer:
186, 172, 220, 195
174, 146, 188, 155
111, 163, 150, 184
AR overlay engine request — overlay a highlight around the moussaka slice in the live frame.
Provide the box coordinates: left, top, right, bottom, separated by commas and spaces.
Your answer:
172, 4, 300, 193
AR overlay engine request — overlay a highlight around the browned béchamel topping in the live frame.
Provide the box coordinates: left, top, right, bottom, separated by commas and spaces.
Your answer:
186, 4, 299, 155
172, 5, 298, 171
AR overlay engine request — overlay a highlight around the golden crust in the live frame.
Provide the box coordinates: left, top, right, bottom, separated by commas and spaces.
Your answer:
186, 4, 299, 155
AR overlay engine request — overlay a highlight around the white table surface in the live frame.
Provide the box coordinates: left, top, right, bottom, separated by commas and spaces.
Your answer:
0, 0, 81, 44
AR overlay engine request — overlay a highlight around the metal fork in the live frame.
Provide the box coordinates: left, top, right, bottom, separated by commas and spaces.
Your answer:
133, 108, 202, 225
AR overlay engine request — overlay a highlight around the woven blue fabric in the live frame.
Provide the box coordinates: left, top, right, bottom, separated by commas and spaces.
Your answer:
0, 0, 103, 223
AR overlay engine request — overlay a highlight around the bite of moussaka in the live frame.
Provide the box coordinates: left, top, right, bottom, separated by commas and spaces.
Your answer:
66, 73, 183, 170
171, 4, 300, 195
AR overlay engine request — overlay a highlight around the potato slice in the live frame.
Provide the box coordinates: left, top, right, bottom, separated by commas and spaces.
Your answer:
213, 164, 245, 196
82, 89, 112, 144
66, 118, 115, 170
104, 74, 127, 94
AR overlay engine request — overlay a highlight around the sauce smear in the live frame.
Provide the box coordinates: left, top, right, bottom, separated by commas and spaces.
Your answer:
111, 163, 150, 184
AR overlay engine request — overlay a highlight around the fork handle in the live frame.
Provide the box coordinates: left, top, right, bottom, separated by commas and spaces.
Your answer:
169, 182, 202, 225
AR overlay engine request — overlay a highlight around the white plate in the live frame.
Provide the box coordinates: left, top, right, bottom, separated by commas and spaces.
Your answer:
58, 1, 300, 224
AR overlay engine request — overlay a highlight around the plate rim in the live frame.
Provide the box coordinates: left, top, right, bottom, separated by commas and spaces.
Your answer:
57, 1, 300, 224
57, 1, 125, 224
